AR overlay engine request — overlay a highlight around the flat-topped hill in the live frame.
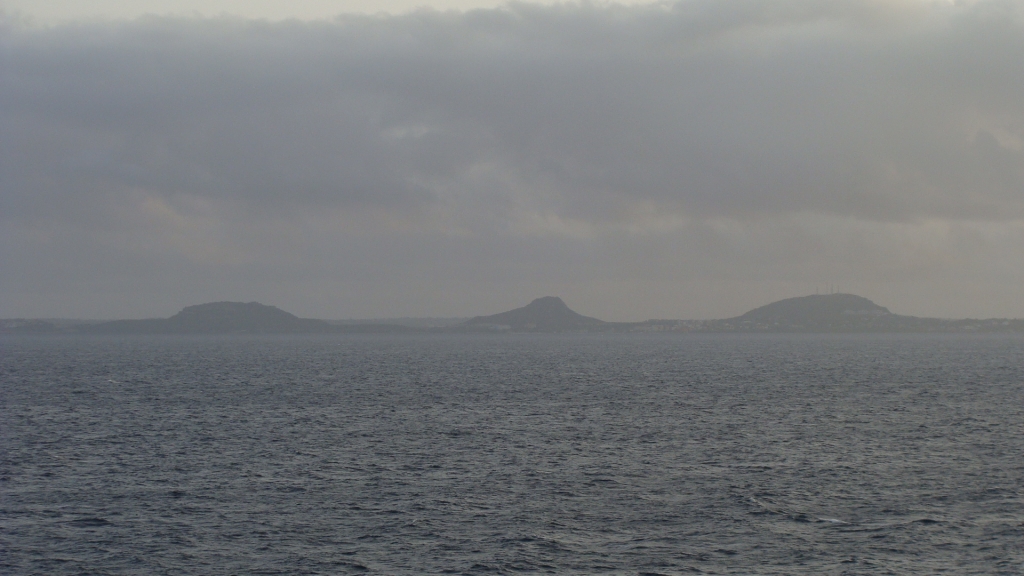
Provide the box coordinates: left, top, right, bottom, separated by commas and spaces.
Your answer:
464, 296, 606, 332
165, 302, 337, 333
84, 301, 338, 334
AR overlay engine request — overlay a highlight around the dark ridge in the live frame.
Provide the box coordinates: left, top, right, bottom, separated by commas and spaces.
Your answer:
463, 296, 606, 332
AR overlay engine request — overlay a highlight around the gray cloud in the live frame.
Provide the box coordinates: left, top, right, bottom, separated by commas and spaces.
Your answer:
3, 1, 1024, 320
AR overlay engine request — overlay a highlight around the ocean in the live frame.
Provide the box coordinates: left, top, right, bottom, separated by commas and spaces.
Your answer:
3, 333, 1023, 574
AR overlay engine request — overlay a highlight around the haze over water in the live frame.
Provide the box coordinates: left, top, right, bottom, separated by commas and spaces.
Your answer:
5, 0, 1024, 320
4, 333, 1023, 574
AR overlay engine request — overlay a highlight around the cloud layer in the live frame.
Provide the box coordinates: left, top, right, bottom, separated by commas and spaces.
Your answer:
3, 0, 1024, 319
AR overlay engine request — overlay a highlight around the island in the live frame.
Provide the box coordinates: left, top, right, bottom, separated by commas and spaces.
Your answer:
631, 294, 1024, 333
4, 293, 1024, 335
76, 302, 414, 334
462, 296, 609, 332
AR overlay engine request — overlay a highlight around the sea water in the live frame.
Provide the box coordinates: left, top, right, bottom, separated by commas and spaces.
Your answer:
2, 333, 1023, 574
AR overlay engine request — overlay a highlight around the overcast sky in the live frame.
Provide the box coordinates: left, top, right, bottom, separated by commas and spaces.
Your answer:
8, 0, 652, 23
2, 0, 1023, 321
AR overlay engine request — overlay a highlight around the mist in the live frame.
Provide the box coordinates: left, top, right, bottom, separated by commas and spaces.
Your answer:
2, 0, 1023, 320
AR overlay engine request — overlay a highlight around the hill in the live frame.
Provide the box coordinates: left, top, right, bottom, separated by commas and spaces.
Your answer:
463, 297, 606, 332
82, 302, 337, 334
698, 293, 1024, 333
167, 302, 340, 333
728, 294, 890, 329
14, 294, 1024, 336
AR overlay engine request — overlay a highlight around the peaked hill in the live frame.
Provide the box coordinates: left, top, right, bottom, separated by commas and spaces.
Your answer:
464, 297, 606, 332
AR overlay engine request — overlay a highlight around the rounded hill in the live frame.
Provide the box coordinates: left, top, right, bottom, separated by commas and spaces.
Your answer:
731, 294, 891, 329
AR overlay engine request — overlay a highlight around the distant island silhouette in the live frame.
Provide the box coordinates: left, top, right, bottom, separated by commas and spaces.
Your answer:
642, 293, 1024, 333
714, 293, 894, 332
734, 294, 890, 324
4, 293, 1024, 334
76, 302, 414, 334
463, 296, 607, 332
